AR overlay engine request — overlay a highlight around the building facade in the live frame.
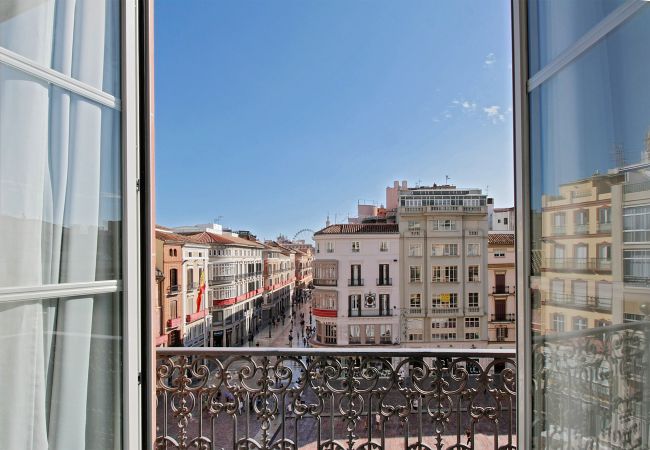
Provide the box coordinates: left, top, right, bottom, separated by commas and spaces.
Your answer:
183, 227, 264, 347
487, 233, 516, 346
538, 175, 620, 335
262, 242, 295, 325
312, 224, 400, 346
181, 241, 210, 347
398, 186, 489, 348
155, 230, 187, 347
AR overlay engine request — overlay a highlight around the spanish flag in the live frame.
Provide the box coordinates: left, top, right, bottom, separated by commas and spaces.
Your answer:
196, 272, 206, 313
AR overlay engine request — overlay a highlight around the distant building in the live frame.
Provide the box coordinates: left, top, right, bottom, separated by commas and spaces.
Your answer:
178, 224, 264, 347
398, 185, 489, 348
490, 206, 515, 231
154, 230, 187, 347
487, 232, 516, 347
312, 224, 401, 346
539, 174, 621, 334
262, 242, 295, 325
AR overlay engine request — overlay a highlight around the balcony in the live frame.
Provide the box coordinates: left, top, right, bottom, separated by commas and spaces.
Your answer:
407, 307, 424, 315
543, 293, 612, 312
430, 307, 459, 315
156, 347, 516, 449
491, 286, 515, 295
209, 274, 235, 284
348, 278, 364, 287
597, 222, 611, 233
544, 258, 611, 273
313, 278, 337, 287
376, 277, 392, 286
574, 223, 589, 234
490, 313, 516, 322
349, 309, 393, 317
551, 225, 566, 235
167, 284, 180, 295
533, 322, 650, 447
466, 306, 480, 313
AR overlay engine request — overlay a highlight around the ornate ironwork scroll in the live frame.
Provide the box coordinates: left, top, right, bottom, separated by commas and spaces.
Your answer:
532, 322, 650, 449
156, 348, 516, 449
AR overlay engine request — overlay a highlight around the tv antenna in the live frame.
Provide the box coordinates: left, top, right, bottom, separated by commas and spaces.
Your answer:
445, 175, 451, 185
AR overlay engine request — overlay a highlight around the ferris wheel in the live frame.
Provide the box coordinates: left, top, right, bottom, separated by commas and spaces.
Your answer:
293, 229, 315, 242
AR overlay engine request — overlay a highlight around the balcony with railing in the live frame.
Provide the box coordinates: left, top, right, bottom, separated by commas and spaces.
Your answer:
313, 278, 338, 287
491, 286, 515, 295
376, 277, 392, 286
532, 322, 650, 449
156, 347, 516, 449
574, 223, 589, 234
349, 309, 393, 317
348, 278, 364, 287
209, 274, 235, 284
490, 313, 516, 322
597, 221, 611, 233
551, 225, 566, 235
543, 292, 612, 312
544, 258, 611, 273
430, 307, 459, 315
167, 284, 180, 295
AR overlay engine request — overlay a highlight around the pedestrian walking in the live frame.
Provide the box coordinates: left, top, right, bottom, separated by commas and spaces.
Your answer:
303, 337, 307, 347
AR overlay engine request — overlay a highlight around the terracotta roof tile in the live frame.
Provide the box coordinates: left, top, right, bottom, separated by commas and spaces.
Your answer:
315, 224, 399, 235
155, 230, 188, 243
186, 231, 265, 248
488, 233, 515, 246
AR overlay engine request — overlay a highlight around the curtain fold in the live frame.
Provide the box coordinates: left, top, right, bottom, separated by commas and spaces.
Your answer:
0, 1, 120, 448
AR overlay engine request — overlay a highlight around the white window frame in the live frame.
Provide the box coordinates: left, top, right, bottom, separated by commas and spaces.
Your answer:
0, 3, 142, 446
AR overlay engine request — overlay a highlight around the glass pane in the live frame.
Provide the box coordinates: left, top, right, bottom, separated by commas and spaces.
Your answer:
0, 0, 121, 96
0, 292, 122, 448
527, 0, 625, 75
528, 5, 650, 449
0, 64, 122, 287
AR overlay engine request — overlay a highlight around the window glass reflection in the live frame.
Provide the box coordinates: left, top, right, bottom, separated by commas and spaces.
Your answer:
527, 0, 625, 75
529, 5, 650, 449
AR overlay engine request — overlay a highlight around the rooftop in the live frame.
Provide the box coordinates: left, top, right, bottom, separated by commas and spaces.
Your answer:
315, 223, 399, 235
488, 233, 515, 246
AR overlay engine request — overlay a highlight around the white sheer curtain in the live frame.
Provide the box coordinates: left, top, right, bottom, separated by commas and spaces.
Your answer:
0, 1, 120, 448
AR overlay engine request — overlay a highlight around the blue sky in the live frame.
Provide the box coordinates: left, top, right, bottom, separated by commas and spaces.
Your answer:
155, 0, 513, 240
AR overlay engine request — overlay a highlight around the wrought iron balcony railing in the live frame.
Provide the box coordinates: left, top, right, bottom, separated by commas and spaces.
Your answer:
156, 347, 516, 450
376, 277, 392, 286
544, 257, 611, 273
532, 321, 650, 450
313, 278, 337, 287
348, 278, 364, 287
491, 286, 515, 295
490, 313, 516, 322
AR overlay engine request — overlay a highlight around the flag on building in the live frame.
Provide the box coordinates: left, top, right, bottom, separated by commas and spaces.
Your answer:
196, 272, 206, 313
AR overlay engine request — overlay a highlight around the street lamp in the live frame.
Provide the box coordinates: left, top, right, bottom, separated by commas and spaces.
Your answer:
269, 315, 274, 339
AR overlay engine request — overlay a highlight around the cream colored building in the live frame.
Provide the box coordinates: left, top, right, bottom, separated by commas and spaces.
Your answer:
398, 186, 489, 349
539, 174, 623, 334
487, 232, 516, 347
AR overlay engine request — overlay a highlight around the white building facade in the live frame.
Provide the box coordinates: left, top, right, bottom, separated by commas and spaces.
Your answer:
312, 224, 401, 346
182, 226, 264, 347
181, 242, 210, 347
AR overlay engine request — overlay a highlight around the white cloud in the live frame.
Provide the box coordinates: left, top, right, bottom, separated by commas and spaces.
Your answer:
483, 105, 505, 123
484, 53, 496, 67
461, 100, 476, 111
